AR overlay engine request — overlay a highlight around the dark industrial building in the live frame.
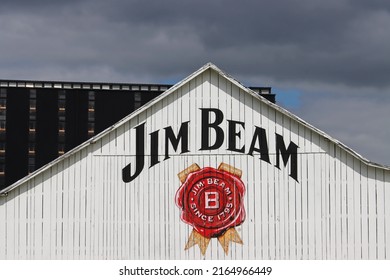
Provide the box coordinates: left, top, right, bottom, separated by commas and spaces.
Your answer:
0, 79, 274, 190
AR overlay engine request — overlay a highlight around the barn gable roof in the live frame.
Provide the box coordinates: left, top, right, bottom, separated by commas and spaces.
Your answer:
0, 62, 388, 196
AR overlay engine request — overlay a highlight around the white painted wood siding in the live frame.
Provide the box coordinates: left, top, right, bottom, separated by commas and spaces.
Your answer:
1, 66, 390, 259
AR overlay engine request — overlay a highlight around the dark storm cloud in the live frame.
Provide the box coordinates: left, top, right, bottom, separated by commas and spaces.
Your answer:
1, 0, 390, 87
0, 0, 81, 14
82, 0, 390, 88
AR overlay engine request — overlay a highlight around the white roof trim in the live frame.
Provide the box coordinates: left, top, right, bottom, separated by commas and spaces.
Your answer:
1, 62, 388, 195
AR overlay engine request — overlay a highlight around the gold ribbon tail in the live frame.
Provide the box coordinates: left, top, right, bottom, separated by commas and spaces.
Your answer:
185, 229, 211, 255
217, 228, 243, 255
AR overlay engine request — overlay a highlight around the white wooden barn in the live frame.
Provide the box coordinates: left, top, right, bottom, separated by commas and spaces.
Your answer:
0, 63, 389, 260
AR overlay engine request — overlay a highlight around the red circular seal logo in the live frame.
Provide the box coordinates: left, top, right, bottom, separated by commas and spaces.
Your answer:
175, 167, 245, 238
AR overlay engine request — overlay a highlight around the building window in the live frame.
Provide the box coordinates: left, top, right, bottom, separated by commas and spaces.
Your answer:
58, 99, 66, 112
58, 90, 66, 100
28, 156, 35, 173
0, 99, 6, 110
0, 89, 7, 98
28, 157, 35, 173
29, 89, 36, 99
0, 120, 6, 132
29, 99, 36, 111
88, 91, 95, 100
58, 133, 65, 143
134, 92, 141, 102
59, 122, 65, 134
134, 92, 142, 109
58, 143, 65, 155
88, 101, 95, 112
28, 132, 35, 142
29, 121, 36, 133
88, 122, 94, 136
29, 110, 36, 121
88, 111, 94, 122
28, 143, 35, 155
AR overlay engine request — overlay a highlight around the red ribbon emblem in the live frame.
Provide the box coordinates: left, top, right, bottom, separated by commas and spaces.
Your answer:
175, 163, 246, 255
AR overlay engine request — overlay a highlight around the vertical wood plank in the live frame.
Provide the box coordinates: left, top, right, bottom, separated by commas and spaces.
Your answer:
312, 133, 322, 259
376, 169, 385, 259
74, 155, 81, 259
294, 122, 303, 260
42, 169, 52, 258
385, 170, 390, 259
34, 175, 43, 259
346, 154, 355, 259
360, 164, 368, 259
319, 138, 327, 259
340, 150, 347, 259
84, 149, 92, 259
328, 143, 336, 259
6, 191, 16, 259
307, 129, 315, 259
0, 195, 6, 258
300, 127, 309, 259
267, 107, 276, 259
353, 158, 362, 259
368, 166, 377, 259
334, 147, 342, 258
18, 184, 28, 259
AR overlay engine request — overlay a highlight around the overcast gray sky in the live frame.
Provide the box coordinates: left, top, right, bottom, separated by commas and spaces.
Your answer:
1, 0, 389, 165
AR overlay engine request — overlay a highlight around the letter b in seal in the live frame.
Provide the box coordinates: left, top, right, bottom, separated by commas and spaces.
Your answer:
205, 192, 219, 209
